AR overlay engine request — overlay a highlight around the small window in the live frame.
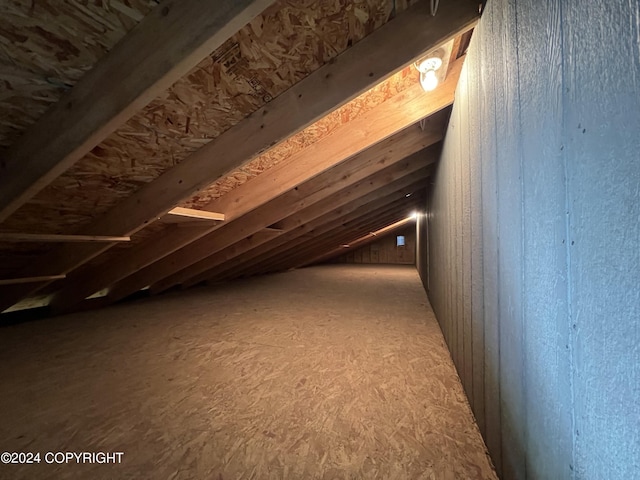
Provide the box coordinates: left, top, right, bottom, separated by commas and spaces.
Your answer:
396, 235, 405, 247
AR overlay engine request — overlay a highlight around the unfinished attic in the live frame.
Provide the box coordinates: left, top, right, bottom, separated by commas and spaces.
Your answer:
1, 0, 638, 479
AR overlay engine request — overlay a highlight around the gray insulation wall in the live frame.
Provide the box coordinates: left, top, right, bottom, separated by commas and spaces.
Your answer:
418, 0, 640, 478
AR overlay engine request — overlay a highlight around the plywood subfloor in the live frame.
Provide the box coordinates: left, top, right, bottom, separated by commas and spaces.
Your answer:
0, 265, 496, 479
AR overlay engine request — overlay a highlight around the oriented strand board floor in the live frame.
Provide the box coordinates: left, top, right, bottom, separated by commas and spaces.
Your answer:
0, 265, 496, 480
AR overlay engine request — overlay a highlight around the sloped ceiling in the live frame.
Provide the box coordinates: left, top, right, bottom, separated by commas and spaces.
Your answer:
0, 0, 478, 316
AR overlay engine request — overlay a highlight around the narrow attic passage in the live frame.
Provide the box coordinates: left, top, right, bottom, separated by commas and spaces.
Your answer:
1, 0, 638, 478
0, 265, 496, 480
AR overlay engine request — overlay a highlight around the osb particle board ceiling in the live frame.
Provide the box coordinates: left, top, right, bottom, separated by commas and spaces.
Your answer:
2, 0, 411, 234
0, 0, 479, 314
0, 0, 159, 148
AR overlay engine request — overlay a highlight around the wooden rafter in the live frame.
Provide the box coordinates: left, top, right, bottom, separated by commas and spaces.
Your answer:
0, 275, 66, 287
143, 134, 441, 296
189, 186, 426, 287
106, 157, 436, 305
0, 233, 130, 243
50, 87, 452, 311
197, 190, 426, 284
237, 199, 422, 276
163, 208, 225, 223
0, 0, 479, 313
305, 218, 415, 267
269, 212, 415, 273
69, 191, 422, 312
0, 0, 276, 223
150, 161, 435, 294
233, 208, 418, 280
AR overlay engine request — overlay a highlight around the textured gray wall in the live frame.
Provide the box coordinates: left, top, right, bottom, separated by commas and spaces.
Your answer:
417, 0, 640, 478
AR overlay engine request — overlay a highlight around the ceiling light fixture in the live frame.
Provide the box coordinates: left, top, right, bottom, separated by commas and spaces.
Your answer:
415, 56, 442, 92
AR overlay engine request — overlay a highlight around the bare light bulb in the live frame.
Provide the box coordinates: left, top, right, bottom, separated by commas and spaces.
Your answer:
420, 69, 439, 91
415, 56, 442, 92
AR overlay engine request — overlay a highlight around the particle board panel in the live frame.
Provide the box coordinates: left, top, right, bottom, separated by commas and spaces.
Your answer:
0, 264, 496, 479
9, 62, 440, 290
0, 0, 157, 148
182, 62, 418, 209
2, 0, 413, 236
2, 0, 480, 314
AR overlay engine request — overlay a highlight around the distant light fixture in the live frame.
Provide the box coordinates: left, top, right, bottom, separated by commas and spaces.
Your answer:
410, 211, 419, 219
405, 193, 412, 198
341, 244, 350, 248
415, 56, 442, 92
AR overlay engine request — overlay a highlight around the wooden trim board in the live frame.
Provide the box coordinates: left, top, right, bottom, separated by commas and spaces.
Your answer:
0, 233, 130, 243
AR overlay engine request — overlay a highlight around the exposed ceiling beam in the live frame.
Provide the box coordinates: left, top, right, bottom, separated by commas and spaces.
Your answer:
0, 0, 277, 223
191, 186, 427, 286
0, 275, 66, 286
50, 111, 447, 311
152, 167, 433, 293
0, 0, 479, 313
0, 233, 130, 243
240, 202, 420, 275
305, 218, 415, 266
164, 207, 226, 222
251, 201, 421, 273
202, 71, 453, 222
49, 83, 451, 312
267, 212, 415, 272
70, 194, 422, 312
239, 209, 416, 278
196, 189, 426, 287
107, 159, 435, 305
